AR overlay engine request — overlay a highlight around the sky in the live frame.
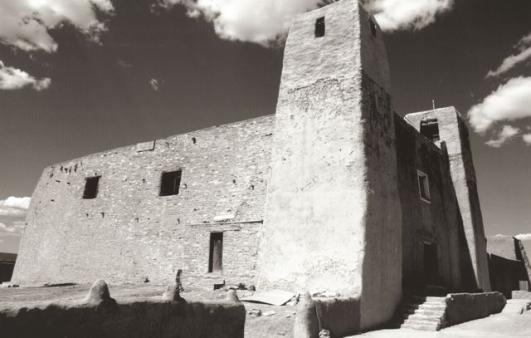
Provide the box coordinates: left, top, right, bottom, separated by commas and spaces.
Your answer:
1, 0, 531, 253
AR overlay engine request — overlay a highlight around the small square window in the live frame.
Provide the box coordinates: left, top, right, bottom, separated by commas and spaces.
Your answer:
160, 170, 182, 196
417, 170, 431, 203
83, 176, 100, 199
315, 17, 325, 38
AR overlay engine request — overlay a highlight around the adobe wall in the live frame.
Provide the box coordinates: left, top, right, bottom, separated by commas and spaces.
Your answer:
444, 292, 506, 327
404, 107, 491, 291
488, 254, 526, 298
515, 237, 531, 287
395, 116, 476, 292
257, 0, 402, 331
13, 115, 274, 287
258, 1, 368, 296
0, 291, 245, 338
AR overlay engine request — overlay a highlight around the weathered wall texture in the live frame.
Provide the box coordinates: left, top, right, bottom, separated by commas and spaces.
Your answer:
488, 254, 527, 298
257, 0, 401, 331
404, 107, 491, 291
515, 237, 531, 288
487, 235, 529, 297
395, 116, 476, 292
444, 292, 506, 327
0, 298, 245, 338
258, 1, 368, 296
13, 116, 274, 287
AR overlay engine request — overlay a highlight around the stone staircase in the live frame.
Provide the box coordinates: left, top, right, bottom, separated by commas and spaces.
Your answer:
390, 295, 448, 331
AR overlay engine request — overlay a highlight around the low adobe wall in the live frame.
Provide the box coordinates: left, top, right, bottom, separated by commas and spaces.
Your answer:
0, 281, 245, 338
512, 291, 531, 300
444, 292, 506, 326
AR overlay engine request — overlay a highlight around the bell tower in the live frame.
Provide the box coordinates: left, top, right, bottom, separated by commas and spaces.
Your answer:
257, 0, 402, 330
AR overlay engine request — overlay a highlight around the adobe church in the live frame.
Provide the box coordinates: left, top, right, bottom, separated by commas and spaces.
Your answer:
12, 0, 491, 330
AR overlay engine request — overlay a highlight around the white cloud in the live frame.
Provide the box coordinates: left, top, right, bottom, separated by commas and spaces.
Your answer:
468, 77, 531, 133
160, 0, 454, 45
150, 78, 161, 91
366, 0, 454, 32
487, 33, 531, 78
0, 222, 17, 233
485, 125, 519, 148
515, 233, 531, 241
0, 221, 24, 236
0, 0, 114, 53
516, 33, 531, 52
0, 61, 51, 91
0, 197, 31, 217
523, 134, 531, 146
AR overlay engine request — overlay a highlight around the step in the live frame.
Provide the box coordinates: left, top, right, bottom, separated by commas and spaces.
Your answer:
407, 295, 446, 303
404, 314, 441, 322
400, 310, 444, 320
402, 319, 441, 329
401, 322, 440, 331
403, 316, 441, 325
402, 303, 446, 312
416, 303, 447, 310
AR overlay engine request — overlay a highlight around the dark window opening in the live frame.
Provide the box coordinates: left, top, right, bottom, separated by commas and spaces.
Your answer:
315, 17, 325, 38
417, 170, 431, 202
83, 176, 100, 199
160, 170, 182, 196
420, 118, 440, 142
208, 232, 223, 273
369, 18, 377, 36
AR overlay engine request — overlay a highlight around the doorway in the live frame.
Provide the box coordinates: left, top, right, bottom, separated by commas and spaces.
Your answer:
424, 242, 439, 285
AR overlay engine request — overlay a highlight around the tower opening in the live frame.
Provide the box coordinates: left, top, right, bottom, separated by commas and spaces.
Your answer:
420, 118, 440, 142
315, 17, 325, 38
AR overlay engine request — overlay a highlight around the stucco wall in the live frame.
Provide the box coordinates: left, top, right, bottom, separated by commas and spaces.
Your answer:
444, 292, 505, 326
395, 116, 476, 292
258, 1, 368, 295
404, 107, 491, 291
258, 0, 401, 330
13, 116, 274, 286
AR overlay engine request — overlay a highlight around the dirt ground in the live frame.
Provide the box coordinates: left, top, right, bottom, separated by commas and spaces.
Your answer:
353, 311, 531, 338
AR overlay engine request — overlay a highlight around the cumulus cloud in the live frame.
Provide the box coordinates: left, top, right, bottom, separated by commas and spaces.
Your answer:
0, 61, 51, 91
468, 76, 531, 133
487, 32, 531, 78
365, 0, 454, 31
485, 125, 519, 148
0, 221, 25, 236
149, 78, 161, 91
523, 134, 531, 146
0, 0, 114, 53
515, 233, 531, 241
0, 197, 31, 217
160, 0, 454, 44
